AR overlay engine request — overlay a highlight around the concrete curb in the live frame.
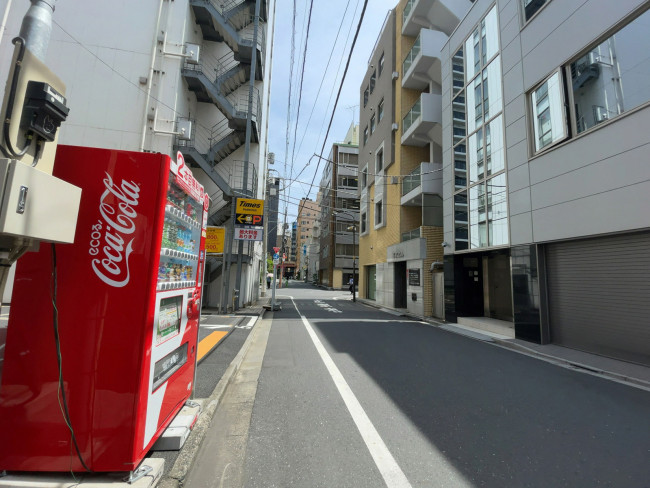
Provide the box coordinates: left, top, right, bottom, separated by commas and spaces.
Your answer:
158, 307, 267, 488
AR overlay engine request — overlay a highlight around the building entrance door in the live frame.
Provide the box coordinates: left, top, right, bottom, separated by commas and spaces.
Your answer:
394, 262, 407, 308
367, 265, 376, 300
482, 252, 513, 321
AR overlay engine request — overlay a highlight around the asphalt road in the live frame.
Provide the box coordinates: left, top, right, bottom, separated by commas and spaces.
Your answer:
241, 282, 650, 488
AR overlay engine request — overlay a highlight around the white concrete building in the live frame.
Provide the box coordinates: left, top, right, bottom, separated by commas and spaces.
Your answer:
0, 0, 275, 309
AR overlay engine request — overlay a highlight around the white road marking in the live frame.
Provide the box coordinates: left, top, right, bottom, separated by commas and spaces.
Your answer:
236, 316, 258, 329
291, 297, 412, 488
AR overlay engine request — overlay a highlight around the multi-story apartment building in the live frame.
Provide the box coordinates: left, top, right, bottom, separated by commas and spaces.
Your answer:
0, 0, 275, 310
318, 125, 360, 289
358, 0, 472, 317
307, 219, 321, 282
441, 0, 650, 365
295, 198, 320, 278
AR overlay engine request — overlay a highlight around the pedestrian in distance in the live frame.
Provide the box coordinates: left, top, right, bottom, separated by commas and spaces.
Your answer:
266, 273, 272, 289
348, 277, 354, 295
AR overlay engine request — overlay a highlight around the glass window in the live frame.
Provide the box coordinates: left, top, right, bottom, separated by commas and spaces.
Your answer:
361, 167, 367, 187
469, 183, 487, 249
484, 57, 502, 122
364, 87, 369, 107
452, 48, 465, 97
454, 192, 468, 251
370, 114, 376, 134
379, 53, 385, 76
523, 0, 550, 22
378, 99, 384, 122
375, 200, 383, 225
487, 174, 508, 246
531, 71, 565, 151
361, 212, 367, 233
376, 148, 384, 172
570, 11, 650, 134
370, 70, 376, 93
468, 128, 483, 183
454, 143, 467, 190
486, 115, 504, 176
363, 126, 368, 145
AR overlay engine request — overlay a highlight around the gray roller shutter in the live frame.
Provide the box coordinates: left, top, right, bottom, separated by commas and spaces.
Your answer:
546, 231, 650, 366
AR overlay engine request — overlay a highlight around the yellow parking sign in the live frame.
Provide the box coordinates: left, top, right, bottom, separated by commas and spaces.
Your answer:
205, 227, 225, 254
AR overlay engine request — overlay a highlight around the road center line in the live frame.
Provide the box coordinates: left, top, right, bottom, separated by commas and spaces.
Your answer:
290, 297, 412, 488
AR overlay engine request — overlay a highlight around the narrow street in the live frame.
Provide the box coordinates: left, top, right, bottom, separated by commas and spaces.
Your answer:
186, 282, 650, 488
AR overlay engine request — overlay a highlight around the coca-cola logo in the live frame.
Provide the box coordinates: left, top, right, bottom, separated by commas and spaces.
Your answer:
88, 173, 141, 288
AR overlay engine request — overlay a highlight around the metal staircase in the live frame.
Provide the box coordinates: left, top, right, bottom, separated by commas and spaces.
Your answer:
190, 0, 266, 74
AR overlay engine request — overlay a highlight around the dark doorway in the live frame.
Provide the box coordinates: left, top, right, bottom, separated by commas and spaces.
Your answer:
484, 251, 513, 321
394, 262, 407, 308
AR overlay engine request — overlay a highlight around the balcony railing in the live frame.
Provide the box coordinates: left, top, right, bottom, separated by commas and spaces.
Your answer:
402, 166, 421, 196
403, 33, 421, 75
403, 99, 421, 134
403, 0, 416, 25
401, 227, 421, 242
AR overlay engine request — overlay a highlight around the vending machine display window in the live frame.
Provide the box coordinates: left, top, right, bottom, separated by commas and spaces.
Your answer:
157, 174, 203, 291
156, 296, 182, 344
152, 343, 188, 391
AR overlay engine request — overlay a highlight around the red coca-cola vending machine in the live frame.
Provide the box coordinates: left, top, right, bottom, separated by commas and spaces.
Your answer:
0, 145, 209, 472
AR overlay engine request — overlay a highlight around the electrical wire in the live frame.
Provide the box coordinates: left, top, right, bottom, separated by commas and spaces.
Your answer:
51, 244, 92, 473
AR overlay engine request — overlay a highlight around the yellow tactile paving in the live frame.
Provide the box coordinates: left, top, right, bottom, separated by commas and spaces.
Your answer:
197, 330, 229, 361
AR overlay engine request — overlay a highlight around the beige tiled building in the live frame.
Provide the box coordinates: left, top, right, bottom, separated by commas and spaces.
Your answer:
295, 198, 320, 278
358, 0, 472, 318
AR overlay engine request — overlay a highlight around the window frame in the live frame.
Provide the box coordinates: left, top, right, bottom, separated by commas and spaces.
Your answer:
527, 68, 568, 155
374, 199, 383, 228
378, 98, 384, 122
363, 126, 368, 146
363, 86, 369, 107
370, 113, 376, 134
521, 0, 552, 27
378, 53, 385, 77
375, 147, 384, 173
370, 69, 376, 94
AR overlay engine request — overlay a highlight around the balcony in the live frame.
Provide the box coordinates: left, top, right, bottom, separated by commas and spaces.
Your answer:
401, 227, 422, 242
402, 0, 469, 37
401, 92, 442, 147
401, 162, 443, 206
402, 29, 446, 89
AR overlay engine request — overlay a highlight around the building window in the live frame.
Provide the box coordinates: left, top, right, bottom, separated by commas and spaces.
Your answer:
361, 166, 368, 187
378, 99, 384, 122
375, 200, 383, 226
361, 212, 367, 233
370, 69, 376, 93
364, 86, 369, 107
375, 148, 383, 173
531, 71, 566, 152
452, 5, 507, 251
370, 114, 376, 134
522, 0, 550, 23
378, 53, 385, 77
363, 126, 368, 145
568, 11, 650, 135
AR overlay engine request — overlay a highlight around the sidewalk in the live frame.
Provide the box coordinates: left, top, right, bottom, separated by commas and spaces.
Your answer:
356, 297, 650, 391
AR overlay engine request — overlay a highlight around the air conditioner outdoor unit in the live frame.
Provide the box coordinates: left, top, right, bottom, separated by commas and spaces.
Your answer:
593, 106, 609, 124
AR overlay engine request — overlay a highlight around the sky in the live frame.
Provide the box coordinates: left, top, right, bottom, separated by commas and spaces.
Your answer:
267, 0, 397, 223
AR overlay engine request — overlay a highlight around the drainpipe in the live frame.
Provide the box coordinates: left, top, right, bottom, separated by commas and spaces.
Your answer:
139, 0, 165, 152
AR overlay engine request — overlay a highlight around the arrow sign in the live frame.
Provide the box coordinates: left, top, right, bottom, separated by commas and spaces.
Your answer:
236, 213, 263, 226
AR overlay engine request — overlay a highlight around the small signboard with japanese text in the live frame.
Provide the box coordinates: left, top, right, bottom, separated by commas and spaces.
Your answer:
205, 226, 225, 254
234, 227, 263, 241
408, 269, 421, 286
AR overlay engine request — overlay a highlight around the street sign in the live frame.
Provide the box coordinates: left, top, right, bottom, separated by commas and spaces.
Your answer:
205, 226, 225, 254
273, 257, 279, 265
235, 198, 264, 227
234, 227, 263, 241
273, 253, 279, 260
273, 247, 280, 254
